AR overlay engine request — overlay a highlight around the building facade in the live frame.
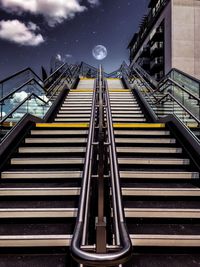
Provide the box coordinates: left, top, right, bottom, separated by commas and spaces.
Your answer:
128, 0, 200, 81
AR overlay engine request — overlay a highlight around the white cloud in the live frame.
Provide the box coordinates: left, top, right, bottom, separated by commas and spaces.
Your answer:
0, 0, 87, 26
55, 53, 62, 61
10, 91, 28, 104
87, 0, 100, 6
0, 20, 44, 46
65, 54, 72, 58
1, 111, 6, 117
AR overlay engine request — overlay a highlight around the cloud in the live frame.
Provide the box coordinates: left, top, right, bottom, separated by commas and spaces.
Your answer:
0, 0, 87, 26
87, 0, 100, 6
55, 53, 72, 63
1, 112, 6, 117
10, 91, 28, 104
9, 91, 51, 119
55, 53, 62, 61
65, 54, 72, 59
0, 20, 44, 46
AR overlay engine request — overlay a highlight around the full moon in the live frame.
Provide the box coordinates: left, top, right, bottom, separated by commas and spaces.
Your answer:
92, 45, 107, 60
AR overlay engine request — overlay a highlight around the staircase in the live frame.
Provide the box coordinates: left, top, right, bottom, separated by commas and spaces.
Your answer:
0, 72, 200, 266
0, 78, 94, 266
106, 78, 200, 266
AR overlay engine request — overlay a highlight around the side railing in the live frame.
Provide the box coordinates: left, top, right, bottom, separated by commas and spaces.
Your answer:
0, 63, 80, 141
122, 63, 200, 127
71, 66, 132, 266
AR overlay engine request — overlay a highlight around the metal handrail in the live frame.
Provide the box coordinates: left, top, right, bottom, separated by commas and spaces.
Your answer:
0, 78, 43, 102
0, 92, 47, 124
0, 67, 42, 85
71, 77, 98, 265
44, 62, 68, 84
105, 79, 132, 254
0, 77, 67, 125
46, 65, 74, 95
154, 93, 200, 125
123, 64, 200, 123
127, 63, 200, 104
71, 69, 132, 266
147, 77, 200, 103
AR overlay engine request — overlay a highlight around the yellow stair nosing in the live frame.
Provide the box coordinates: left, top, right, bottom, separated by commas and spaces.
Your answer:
36, 123, 89, 128
113, 123, 166, 128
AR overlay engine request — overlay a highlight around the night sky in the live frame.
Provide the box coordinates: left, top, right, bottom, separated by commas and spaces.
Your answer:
0, 0, 149, 80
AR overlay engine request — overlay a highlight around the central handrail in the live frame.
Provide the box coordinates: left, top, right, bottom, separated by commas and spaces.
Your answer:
71, 67, 132, 266
104, 78, 132, 252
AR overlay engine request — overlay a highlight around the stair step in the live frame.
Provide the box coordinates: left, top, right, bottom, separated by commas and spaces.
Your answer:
110, 101, 138, 104
59, 111, 91, 114
125, 208, 200, 218
65, 95, 93, 98
109, 97, 135, 100
120, 171, 199, 179
111, 111, 142, 114
0, 208, 77, 218
118, 158, 190, 165
31, 130, 88, 135
115, 138, 176, 144
111, 107, 141, 110
25, 138, 87, 144
112, 114, 144, 118
63, 101, 92, 104
1, 171, 82, 179
11, 158, 85, 165
60, 107, 91, 110
61, 104, 92, 107
54, 118, 90, 122
0, 235, 72, 247
114, 130, 170, 135
19, 147, 86, 153
111, 104, 139, 107
117, 147, 182, 154
122, 188, 200, 196
113, 118, 146, 122
130, 234, 200, 247
56, 114, 90, 118
0, 188, 80, 196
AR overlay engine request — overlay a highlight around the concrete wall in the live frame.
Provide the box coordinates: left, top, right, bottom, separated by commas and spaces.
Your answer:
172, 0, 200, 79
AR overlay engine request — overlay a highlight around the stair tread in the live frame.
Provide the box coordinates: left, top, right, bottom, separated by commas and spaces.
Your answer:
122, 187, 200, 196
130, 234, 200, 246
11, 158, 85, 165
120, 171, 199, 179
25, 138, 87, 143
0, 187, 80, 196
19, 147, 86, 153
117, 147, 182, 153
118, 158, 190, 165
1, 171, 82, 179
116, 138, 176, 143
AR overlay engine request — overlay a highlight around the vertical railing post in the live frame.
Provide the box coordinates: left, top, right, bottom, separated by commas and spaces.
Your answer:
96, 65, 107, 253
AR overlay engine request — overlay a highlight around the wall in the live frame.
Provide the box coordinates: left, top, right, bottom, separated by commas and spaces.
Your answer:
132, 1, 172, 75
172, 0, 200, 79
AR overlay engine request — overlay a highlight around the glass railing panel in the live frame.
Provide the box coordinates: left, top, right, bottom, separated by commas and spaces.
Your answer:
169, 69, 200, 98
0, 81, 48, 120
160, 83, 200, 121
0, 69, 42, 98
27, 95, 50, 119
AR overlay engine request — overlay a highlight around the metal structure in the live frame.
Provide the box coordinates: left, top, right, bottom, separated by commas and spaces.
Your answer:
0, 61, 200, 266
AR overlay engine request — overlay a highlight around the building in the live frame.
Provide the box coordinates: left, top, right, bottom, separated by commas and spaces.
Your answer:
128, 0, 200, 81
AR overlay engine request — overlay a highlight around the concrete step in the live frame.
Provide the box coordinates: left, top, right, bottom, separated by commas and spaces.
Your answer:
1, 171, 83, 179
118, 158, 190, 165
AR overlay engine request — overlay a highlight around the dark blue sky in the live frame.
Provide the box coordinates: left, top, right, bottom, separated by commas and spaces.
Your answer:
0, 0, 149, 79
